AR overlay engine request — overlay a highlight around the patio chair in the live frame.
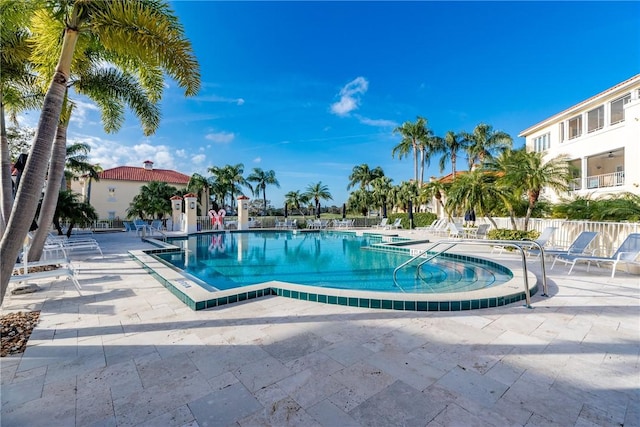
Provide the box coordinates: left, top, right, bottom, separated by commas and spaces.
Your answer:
448, 222, 465, 238
373, 218, 388, 229
150, 220, 163, 233
528, 231, 599, 264
554, 233, 640, 278
466, 223, 490, 239
388, 218, 402, 229
528, 226, 558, 248
11, 246, 82, 295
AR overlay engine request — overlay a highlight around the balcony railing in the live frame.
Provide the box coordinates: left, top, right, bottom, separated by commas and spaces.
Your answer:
571, 171, 624, 191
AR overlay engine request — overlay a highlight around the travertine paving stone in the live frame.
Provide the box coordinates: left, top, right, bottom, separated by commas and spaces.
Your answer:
1, 231, 639, 426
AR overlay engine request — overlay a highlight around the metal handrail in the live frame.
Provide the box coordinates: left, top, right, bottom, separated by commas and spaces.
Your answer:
392, 239, 549, 309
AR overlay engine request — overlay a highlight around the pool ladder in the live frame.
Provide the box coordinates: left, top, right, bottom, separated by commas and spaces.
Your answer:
392, 239, 549, 308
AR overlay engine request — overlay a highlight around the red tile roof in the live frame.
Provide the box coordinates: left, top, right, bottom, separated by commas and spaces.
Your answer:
99, 166, 190, 185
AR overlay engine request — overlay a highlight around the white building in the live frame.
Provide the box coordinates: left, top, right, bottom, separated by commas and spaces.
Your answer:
519, 74, 640, 202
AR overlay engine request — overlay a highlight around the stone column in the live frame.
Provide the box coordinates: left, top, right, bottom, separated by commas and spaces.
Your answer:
170, 195, 183, 231
184, 193, 198, 234
237, 195, 250, 230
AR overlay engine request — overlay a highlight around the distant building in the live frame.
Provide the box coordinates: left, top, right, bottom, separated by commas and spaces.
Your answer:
519, 74, 640, 202
72, 160, 190, 220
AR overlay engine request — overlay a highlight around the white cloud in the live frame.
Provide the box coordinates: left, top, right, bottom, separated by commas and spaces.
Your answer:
176, 149, 187, 158
356, 115, 397, 127
253, 157, 261, 163
194, 94, 245, 106
205, 131, 235, 143
192, 154, 206, 164
70, 133, 181, 171
330, 76, 369, 116
69, 99, 100, 127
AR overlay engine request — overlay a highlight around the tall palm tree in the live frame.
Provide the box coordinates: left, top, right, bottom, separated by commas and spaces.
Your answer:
463, 123, 513, 170
392, 116, 428, 186
439, 131, 468, 179
303, 182, 333, 218
1, 0, 200, 302
347, 188, 373, 217
246, 168, 280, 215
418, 130, 442, 188
347, 164, 384, 191
63, 142, 101, 190
0, 0, 44, 232
29, 53, 162, 260
395, 180, 419, 213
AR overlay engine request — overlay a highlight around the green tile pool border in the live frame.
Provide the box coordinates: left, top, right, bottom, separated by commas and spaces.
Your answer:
132, 231, 536, 312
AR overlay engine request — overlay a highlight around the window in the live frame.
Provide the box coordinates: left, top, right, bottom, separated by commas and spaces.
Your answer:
559, 122, 564, 142
108, 211, 116, 220
568, 115, 582, 139
587, 106, 604, 133
533, 133, 550, 152
610, 93, 630, 124
108, 187, 116, 201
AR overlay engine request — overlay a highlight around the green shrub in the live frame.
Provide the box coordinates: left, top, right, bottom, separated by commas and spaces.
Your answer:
487, 229, 540, 241
387, 212, 437, 229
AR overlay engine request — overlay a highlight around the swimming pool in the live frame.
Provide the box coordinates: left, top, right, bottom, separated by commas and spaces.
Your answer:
156, 231, 512, 293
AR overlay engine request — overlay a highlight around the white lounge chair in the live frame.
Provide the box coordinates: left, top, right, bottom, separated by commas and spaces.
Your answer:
554, 233, 640, 278
373, 218, 388, 229
11, 246, 82, 295
528, 231, 599, 262
466, 223, 490, 239
388, 218, 403, 229
448, 222, 465, 238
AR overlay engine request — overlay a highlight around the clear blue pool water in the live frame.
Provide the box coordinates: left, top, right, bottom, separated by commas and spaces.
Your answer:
158, 231, 512, 294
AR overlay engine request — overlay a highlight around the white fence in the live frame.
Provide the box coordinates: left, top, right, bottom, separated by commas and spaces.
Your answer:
477, 217, 639, 257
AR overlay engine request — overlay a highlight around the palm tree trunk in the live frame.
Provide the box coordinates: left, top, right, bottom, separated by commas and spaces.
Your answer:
419, 149, 425, 188
28, 121, 68, 261
0, 95, 12, 234
0, 29, 78, 304
413, 144, 419, 183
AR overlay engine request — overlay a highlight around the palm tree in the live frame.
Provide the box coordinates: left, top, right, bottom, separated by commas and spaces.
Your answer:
418, 130, 442, 187
1, 0, 200, 302
246, 168, 280, 215
208, 163, 247, 211
392, 116, 428, 186
284, 190, 310, 217
347, 188, 373, 217
52, 189, 98, 237
347, 164, 384, 191
187, 173, 211, 214
463, 123, 513, 170
419, 179, 449, 218
444, 169, 503, 229
439, 131, 468, 179
371, 176, 393, 218
499, 149, 570, 230
63, 142, 101, 189
29, 54, 161, 261
126, 181, 180, 220
0, 0, 44, 232
303, 182, 333, 218
395, 180, 419, 213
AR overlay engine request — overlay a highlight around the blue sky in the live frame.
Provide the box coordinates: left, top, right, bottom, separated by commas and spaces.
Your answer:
22, 1, 640, 208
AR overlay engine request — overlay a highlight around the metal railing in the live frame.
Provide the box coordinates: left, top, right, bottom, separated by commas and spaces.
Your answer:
393, 239, 549, 308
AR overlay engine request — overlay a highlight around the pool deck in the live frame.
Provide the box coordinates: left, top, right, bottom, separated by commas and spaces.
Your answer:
2, 229, 639, 426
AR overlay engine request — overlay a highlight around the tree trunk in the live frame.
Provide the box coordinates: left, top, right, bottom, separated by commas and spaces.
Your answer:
28, 121, 68, 261
0, 95, 12, 234
0, 28, 78, 305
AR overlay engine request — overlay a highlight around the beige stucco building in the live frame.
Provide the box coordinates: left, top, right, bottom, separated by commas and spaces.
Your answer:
72, 161, 190, 220
519, 74, 640, 202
